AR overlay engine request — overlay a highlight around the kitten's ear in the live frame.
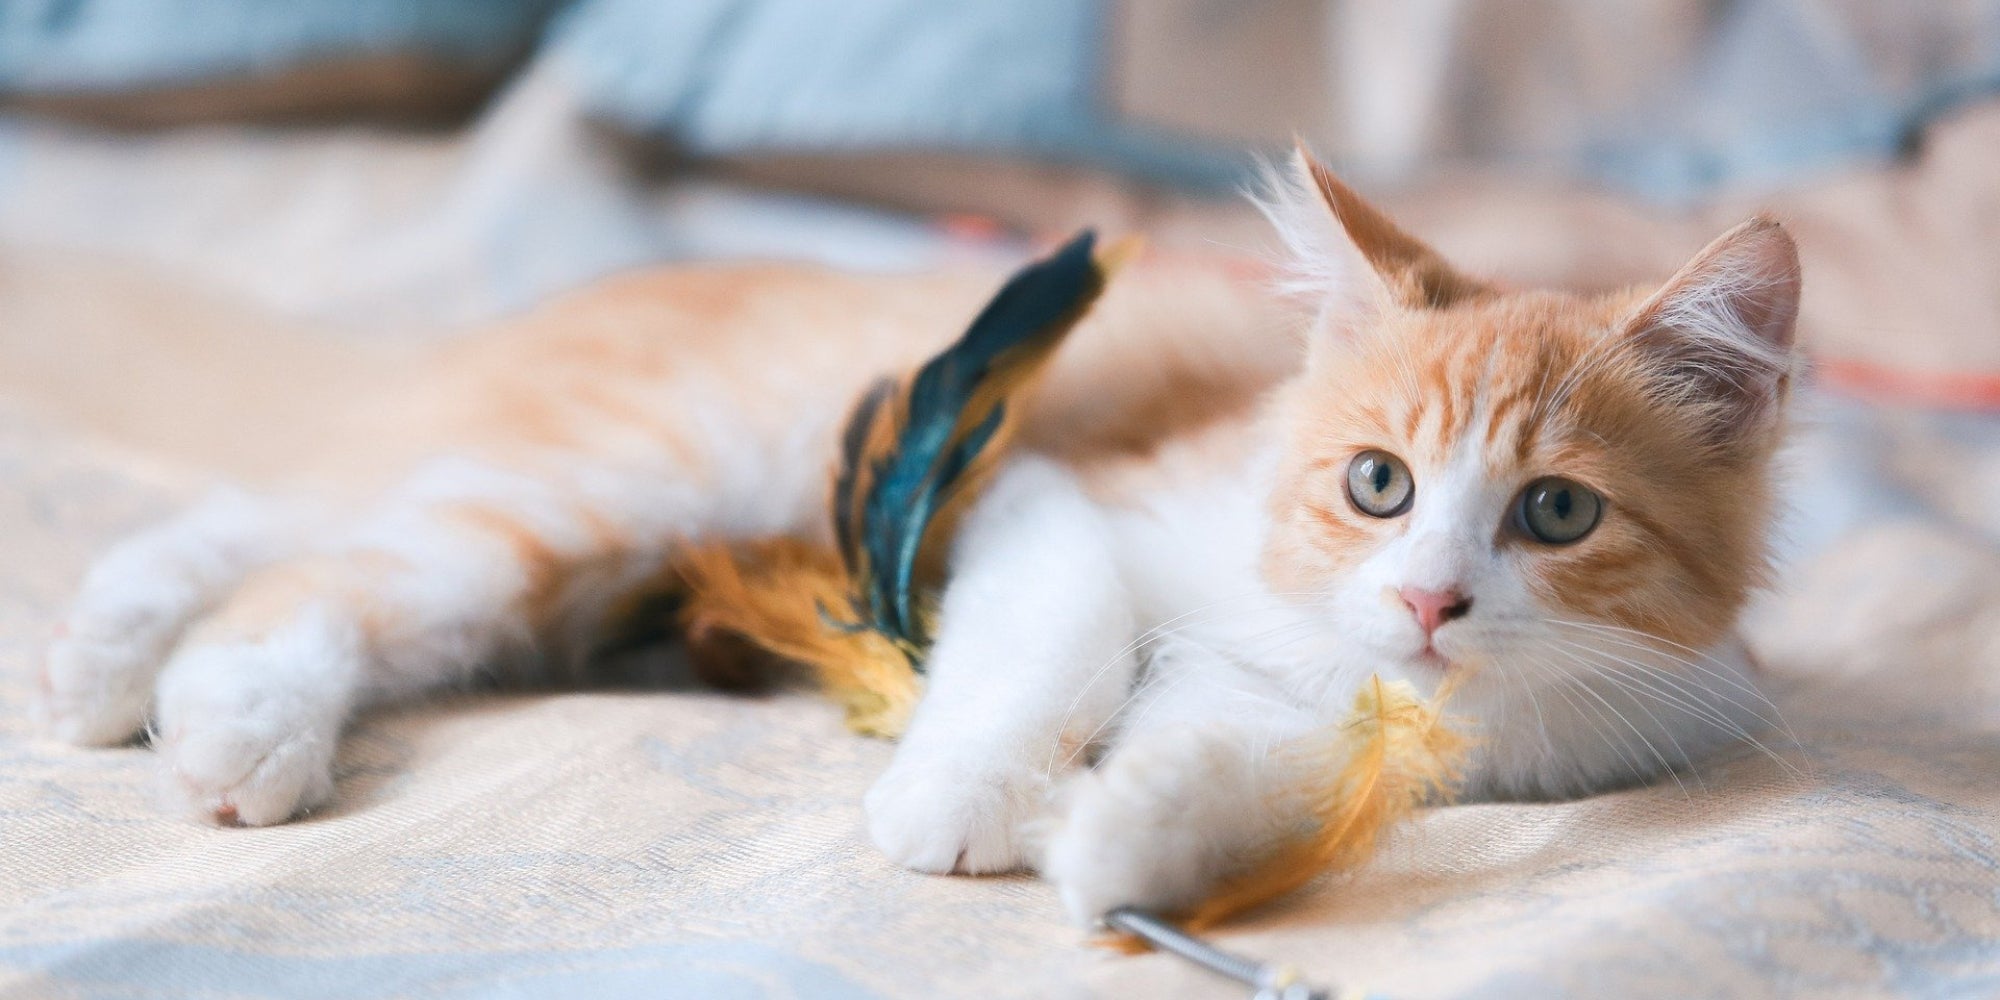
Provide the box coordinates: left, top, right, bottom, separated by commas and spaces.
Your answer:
1623, 216, 1802, 440
1261, 143, 1491, 326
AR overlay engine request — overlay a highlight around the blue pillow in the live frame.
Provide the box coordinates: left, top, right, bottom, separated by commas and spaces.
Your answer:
546, 0, 1254, 191
0, 0, 559, 93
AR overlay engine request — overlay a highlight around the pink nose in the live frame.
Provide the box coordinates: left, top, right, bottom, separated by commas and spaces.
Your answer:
1399, 586, 1472, 635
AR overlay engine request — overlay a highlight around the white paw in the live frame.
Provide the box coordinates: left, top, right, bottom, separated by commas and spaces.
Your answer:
152, 615, 357, 826
864, 750, 1048, 874
40, 489, 283, 746
38, 621, 170, 746
1041, 730, 1272, 926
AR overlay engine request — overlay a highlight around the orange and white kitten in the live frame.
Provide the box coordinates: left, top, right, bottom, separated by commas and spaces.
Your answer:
39, 151, 1799, 923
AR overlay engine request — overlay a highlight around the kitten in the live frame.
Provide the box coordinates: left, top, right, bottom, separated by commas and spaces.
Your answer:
39, 151, 1798, 923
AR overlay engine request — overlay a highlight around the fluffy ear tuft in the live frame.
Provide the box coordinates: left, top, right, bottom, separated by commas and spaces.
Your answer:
1624, 216, 1802, 442
1251, 148, 1383, 316
1252, 144, 1491, 330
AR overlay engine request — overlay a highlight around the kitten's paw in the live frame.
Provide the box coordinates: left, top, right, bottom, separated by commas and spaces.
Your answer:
40, 488, 283, 746
1041, 731, 1268, 926
38, 623, 167, 746
152, 621, 355, 826
864, 751, 1046, 874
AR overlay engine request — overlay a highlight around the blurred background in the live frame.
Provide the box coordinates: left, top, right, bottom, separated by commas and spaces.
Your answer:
0, 0, 1997, 656
4, 1, 2000, 316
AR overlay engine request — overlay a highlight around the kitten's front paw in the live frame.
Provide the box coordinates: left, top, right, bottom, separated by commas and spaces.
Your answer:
152, 624, 354, 826
1041, 731, 1269, 926
864, 751, 1046, 874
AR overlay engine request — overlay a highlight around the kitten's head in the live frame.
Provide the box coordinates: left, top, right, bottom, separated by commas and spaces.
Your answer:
1260, 150, 1799, 764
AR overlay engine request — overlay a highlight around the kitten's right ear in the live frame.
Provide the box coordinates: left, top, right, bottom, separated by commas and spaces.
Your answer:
1622, 216, 1802, 442
1259, 143, 1491, 332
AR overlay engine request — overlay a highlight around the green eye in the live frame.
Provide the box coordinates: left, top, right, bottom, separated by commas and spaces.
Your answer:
1345, 450, 1414, 518
1518, 477, 1602, 544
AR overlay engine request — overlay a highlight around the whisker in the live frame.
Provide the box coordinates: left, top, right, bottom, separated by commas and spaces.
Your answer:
1483, 614, 1795, 744
1542, 618, 1801, 745
1542, 619, 1788, 719
1549, 638, 1761, 738
1539, 633, 1761, 727
1447, 618, 1808, 784
1546, 636, 1806, 779
1510, 656, 1651, 787
1543, 644, 1706, 794
1040, 591, 1322, 777
1502, 658, 1551, 746
1554, 665, 1691, 797
1047, 614, 1327, 777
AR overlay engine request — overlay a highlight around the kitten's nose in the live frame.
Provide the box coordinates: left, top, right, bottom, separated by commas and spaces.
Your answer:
1399, 586, 1472, 635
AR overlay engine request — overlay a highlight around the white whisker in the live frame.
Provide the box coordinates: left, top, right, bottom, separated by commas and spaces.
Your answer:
1543, 643, 1704, 795
1542, 618, 1800, 745
1510, 656, 1651, 786
1545, 635, 1806, 779
1040, 591, 1322, 778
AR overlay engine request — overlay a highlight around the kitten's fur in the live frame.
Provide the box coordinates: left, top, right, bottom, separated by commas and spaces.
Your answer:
39, 152, 1800, 922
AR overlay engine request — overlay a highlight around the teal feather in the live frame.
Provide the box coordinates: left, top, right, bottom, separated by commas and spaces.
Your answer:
831, 230, 1108, 663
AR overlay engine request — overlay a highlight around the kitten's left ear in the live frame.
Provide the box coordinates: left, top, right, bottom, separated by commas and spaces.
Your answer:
1298, 150, 1492, 311
1624, 216, 1802, 439
1262, 144, 1493, 330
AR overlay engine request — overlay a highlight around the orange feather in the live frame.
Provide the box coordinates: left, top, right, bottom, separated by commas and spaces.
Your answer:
1178, 676, 1467, 931
674, 539, 921, 738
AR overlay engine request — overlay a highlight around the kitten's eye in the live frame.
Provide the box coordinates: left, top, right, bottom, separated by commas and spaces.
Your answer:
1345, 450, 1414, 518
1518, 477, 1602, 544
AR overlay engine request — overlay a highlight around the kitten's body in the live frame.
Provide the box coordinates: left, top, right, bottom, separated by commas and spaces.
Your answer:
39, 154, 1798, 922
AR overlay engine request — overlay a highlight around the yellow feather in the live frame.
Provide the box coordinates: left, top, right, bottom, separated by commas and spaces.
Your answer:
1180, 675, 1468, 932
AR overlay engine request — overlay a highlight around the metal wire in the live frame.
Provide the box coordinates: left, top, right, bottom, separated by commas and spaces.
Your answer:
1102, 907, 1335, 1000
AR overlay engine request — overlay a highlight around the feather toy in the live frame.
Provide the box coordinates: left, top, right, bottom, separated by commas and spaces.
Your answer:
675, 229, 1132, 737
1181, 675, 1468, 933
675, 537, 919, 737
833, 229, 1129, 658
